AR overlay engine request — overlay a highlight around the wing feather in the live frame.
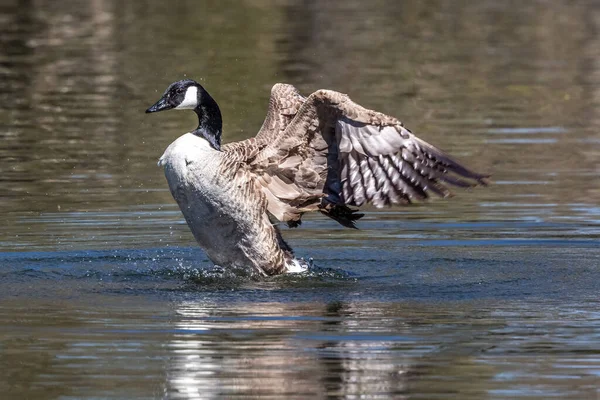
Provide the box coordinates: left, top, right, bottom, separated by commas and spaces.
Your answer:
254, 83, 306, 144
229, 86, 488, 227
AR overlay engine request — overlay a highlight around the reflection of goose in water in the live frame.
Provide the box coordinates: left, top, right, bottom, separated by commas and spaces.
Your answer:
167, 301, 412, 398
146, 80, 488, 275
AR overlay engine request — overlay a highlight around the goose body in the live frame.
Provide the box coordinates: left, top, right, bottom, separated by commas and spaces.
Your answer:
158, 132, 303, 273
147, 80, 488, 276
159, 133, 244, 268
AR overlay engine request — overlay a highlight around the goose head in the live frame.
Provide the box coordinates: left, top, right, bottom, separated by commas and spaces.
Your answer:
146, 79, 201, 113
146, 79, 223, 150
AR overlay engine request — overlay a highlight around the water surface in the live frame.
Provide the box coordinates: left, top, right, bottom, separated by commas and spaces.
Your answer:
1, 1, 599, 398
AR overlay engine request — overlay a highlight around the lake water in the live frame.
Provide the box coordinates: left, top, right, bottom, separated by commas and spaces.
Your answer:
1, 1, 600, 398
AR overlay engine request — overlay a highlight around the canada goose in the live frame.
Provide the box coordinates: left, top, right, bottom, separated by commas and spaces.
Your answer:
146, 79, 488, 276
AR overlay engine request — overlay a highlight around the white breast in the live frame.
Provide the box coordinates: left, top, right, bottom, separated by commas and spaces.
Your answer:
158, 133, 223, 220
159, 132, 216, 167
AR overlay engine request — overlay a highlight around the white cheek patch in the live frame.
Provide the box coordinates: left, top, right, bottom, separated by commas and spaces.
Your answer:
175, 86, 198, 110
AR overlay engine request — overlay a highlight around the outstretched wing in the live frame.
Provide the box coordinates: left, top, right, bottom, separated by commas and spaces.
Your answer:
222, 83, 306, 156
246, 87, 488, 226
255, 83, 306, 143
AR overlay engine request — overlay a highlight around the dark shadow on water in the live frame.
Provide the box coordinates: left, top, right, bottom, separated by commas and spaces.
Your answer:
0, 247, 363, 300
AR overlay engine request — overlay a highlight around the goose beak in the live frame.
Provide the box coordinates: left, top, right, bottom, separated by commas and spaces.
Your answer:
146, 97, 173, 113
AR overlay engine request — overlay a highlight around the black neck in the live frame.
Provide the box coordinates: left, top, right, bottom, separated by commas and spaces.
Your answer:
192, 90, 222, 151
